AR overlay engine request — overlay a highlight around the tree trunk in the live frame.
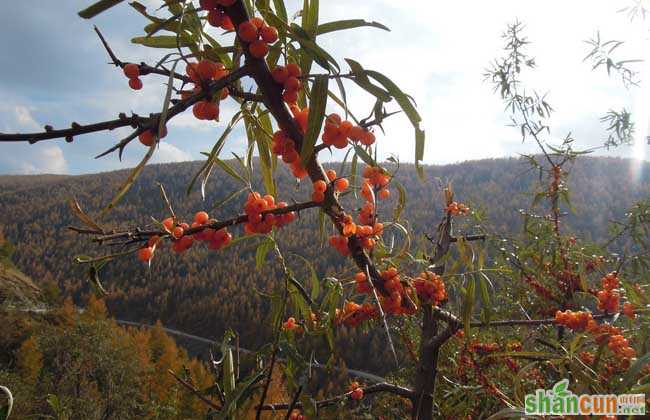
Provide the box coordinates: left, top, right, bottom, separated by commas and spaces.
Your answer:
411, 305, 439, 420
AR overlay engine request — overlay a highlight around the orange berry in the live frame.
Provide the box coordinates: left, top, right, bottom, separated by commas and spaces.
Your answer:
250, 17, 265, 29
312, 190, 325, 203
139, 130, 155, 146
348, 125, 365, 141
360, 130, 376, 146
263, 194, 275, 207
123, 63, 140, 79
313, 180, 327, 193
172, 226, 184, 239
283, 90, 298, 104
260, 25, 279, 43
284, 76, 301, 91
147, 235, 160, 247
207, 9, 224, 27
137, 247, 154, 262
351, 388, 364, 401
162, 217, 175, 231
238, 21, 259, 43
334, 178, 349, 192
271, 66, 289, 84
193, 102, 207, 120
204, 102, 220, 120
378, 188, 391, 199
200, 0, 218, 10
286, 63, 301, 77
197, 59, 217, 80
194, 211, 209, 224
128, 77, 143, 90
339, 120, 353, 136
326, 169, 337, 181
220, 15, 234, 31
249, 40, 269, 58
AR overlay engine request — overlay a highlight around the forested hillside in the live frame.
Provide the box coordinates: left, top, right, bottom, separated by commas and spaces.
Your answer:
1, 156, 648, 373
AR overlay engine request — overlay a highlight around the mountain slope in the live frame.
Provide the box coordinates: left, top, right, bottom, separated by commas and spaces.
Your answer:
0, 156, 648, 371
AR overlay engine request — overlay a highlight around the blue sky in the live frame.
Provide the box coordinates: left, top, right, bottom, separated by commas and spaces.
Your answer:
0, 0, 648, 175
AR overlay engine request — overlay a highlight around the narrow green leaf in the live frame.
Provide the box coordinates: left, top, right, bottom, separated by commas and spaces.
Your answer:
292, 253, 320, 301
215, 158, 247, 185
393, 180, 406, 221
131, 35, 192, 48
486, 408, 526, 420
461, 276, 476, 334
353, 144, 377, 167
99, 142, 155, 219
255, 237, 275, 270
344, 58, 391, 102
366, 69, 421, 126
187, 111, 243, 196
302, 0, 319, 39
317, 19, 389, 35
301, 75, 329, 166
478, 272, 492, 323
211, 187, 248, 212
288, 24, 340, 72
272, 0, 288, 22
78, 0, 125, 18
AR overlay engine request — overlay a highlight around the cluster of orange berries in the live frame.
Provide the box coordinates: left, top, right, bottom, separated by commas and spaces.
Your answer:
623, 302, 636, 319
237, 17, 278, 58
321, 113, 375, 149
378, 267, 416, 315
349, 382, 364, 401
270, 130, 308, 179
469, 342, 500, 355
200, 0, 235, 30
123, 63, 144, 90
328, 235, 350, 256
137, 211, 234, 261
554, 310, 593, 331
608, 334, 636, 361
445, 201, 470, 216
243, 192, 296, 235
311, 169, 350, 203
361, 166, 391, 202
555, 309, 636, 364
185, 59, 230, 121
271, 63, 303, 104
597, 272, 620, 313
414, 271, 447, 305
337, 301, 378, 327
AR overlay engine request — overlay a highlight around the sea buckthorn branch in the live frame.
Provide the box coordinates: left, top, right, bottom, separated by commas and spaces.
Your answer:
94, 25, 192, 84
221, 1, 394, 299
0, 113, 149, 144
68, 200, 318, 247
469, 312, 617, 328
256, 382, 414, 411
0, 66, 250, 147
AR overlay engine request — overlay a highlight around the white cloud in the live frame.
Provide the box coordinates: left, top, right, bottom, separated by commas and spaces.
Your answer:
18, 145, 68, 174
14, 105, 40, 130
151, 141, 193, 163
